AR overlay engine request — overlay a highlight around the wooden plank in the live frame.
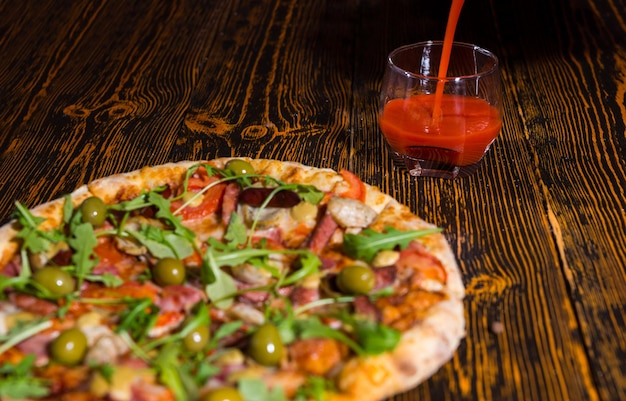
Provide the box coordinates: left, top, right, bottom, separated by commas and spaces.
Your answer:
0, 0, 225, 221
488, 0, 626, 398
181, 0, 361, 169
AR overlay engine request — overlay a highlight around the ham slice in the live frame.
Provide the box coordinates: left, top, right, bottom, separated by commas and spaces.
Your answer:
306, 213, 338, 254
221, 182, 241, 224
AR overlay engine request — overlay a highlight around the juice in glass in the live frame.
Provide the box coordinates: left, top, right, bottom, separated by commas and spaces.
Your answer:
380, 94, 502, 167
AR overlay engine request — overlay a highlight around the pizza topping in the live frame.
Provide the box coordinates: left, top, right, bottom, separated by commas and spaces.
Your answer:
200, 386, 244, 401
343, 226, 442, 263
157, 284, 206, 313
352, 296, 381, 321
32, 267, 75, 297
0, 354, 50, 399
8, 292, 58, 315
327, 196, 377, 229
372, 265, 397, 290
224, 159, 255, 176
370, 249, 400, 268
152, 257, 186, 286
338, 169, 366, 201
83, 325, 129, 364
289, 337, 346, 376
90, 364, 159, 400
49, 327, 88, 366
0, 160, 458, 400
182, 323, 210, 352
239, 187, 301, 208
306, 212, 339, 253
79, 196, 108, 227
221, 183, 241, 225
229, 303, 265, 326
231, 262, 273, 286
248, 322, 284, 366
289, 286, 320, 308
336, 265, 375, 295
395, 246, 448, 288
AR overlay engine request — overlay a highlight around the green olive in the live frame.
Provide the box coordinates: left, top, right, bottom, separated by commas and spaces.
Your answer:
80, 196, 107, 227
183, 324, 210, 352
49, 328, 88, 366
152, 257, 186, 286
248, 323, 284, 366
199, 387, 243, 401
336, 265, 375, 295
225, 159, 255, 176
33, 267, 75, 296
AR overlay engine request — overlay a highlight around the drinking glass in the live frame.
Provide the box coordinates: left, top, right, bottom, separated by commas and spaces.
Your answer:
379, 41, 502, 179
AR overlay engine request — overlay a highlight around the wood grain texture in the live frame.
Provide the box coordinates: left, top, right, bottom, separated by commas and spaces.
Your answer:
0, 0, 624, 400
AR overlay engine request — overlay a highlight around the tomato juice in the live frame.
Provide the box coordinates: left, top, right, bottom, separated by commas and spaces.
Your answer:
380, 94, 501, 166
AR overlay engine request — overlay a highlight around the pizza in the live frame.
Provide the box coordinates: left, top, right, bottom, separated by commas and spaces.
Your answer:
0, 158, 465, 401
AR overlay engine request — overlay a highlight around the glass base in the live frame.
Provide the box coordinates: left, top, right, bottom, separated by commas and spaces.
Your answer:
389, 149, 483, 179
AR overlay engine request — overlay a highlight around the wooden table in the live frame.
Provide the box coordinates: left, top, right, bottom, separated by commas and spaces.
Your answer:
1, 0, 624, 400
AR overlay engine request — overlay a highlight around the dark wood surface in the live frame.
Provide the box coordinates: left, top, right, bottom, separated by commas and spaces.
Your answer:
1, 0, 625, 400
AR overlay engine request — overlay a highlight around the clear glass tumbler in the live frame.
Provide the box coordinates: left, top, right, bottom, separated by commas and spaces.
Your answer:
379, 41, 502, 179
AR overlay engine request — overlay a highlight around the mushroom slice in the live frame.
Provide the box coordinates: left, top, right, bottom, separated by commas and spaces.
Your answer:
231, 263, 273, 286
327, 197, 377, 228
229, 303, 265, 326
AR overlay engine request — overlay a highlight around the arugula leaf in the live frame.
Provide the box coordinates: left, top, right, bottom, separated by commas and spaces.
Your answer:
353, 319, 401, 355
0, 355, 50, 398
290, 315, 400, 357
149, 192, 195, 241
205, 240, 317, 278
202, 239, 321, 309
95, 364, 115, 383
343, 226, 442, 262
68, 221, 98, 288
281, 252, 320, 286
211, 320, 243, 344
193, 361, 220, 386
294, 376, 334, 401
145, 303, 210, 351
109, 192, 153, 212
287, 183, 324, 204
127, 224, 194, 260
294, 316, 364, 356
238, 377, 288, 401
110, 190, 196, 243
62, 194, 74, 225
154, 343, 190, 401
115, 298, 160, 342
0, 319, 53, 355
203, 249, 238, 309
13, 202, 53, 254
84, 272, 124, 287
224, 213, 247, 247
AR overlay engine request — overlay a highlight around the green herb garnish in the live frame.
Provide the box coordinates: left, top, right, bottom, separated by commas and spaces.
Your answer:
0, 355, 50, 398
238, 377, 289, 401
343, 226, 442, 262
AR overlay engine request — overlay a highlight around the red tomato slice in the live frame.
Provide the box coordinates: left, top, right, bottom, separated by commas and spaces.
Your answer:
339, 169, 366, 202
170, 178, 228, 221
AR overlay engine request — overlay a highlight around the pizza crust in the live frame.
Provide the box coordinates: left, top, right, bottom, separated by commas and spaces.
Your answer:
329, 298, 464, 401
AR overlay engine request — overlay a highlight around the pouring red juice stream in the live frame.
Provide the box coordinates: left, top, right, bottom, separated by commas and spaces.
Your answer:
380, 0, 501, 167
